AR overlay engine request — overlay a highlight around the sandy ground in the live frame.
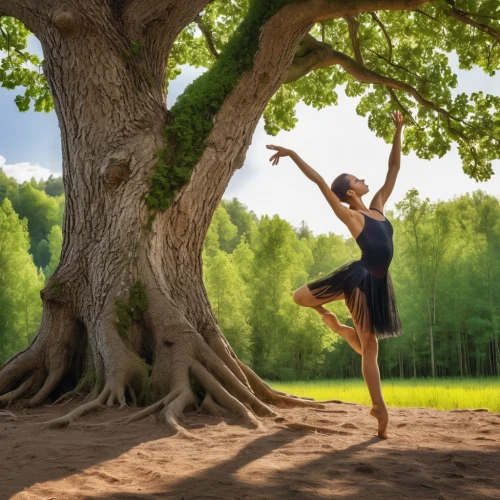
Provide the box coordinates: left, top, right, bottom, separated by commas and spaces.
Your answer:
1, 398, 499, 500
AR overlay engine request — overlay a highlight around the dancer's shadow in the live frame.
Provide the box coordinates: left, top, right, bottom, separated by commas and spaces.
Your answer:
92, 430, 382, 499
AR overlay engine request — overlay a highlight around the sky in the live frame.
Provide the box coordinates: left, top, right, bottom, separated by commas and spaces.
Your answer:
0, 36, 499, 239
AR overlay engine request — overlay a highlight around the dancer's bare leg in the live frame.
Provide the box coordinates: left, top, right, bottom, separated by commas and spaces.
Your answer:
355, 325, 389, 439
293, 285, 362, 355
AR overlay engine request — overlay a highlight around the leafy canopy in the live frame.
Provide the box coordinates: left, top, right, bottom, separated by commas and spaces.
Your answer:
1, 0, 499, 184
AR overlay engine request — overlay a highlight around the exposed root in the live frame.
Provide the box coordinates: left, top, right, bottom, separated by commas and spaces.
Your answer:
191, 361, 260, 427
199, 394, 229, 418
158, 389, 197, 434
128, 386, 137, 407
39, 382, 134, 429
39, 389, 110, 429
202, 325, 252, 389
0, 409, 18, 421
83, 383, 101, 404
237, 361, 325, 409
0, 374, 35, 408
51, 391, 77, 406
125, 390, 181, 424
28, 367, 66, 407
195, 341, 275, 418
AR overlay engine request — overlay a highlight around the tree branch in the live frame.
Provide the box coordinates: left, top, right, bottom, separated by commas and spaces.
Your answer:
195, 14, 219, 60
0, 0, 40, 33
369, 12, 393, 61
344, 15, 364, 65
290, 0, 435, 24
122, 0, 212, 83
445, 2, 500, 43
366, 47, 422, 81
386, 87, 420, 128
284, 34, 499, 146
415, 8, 448, 30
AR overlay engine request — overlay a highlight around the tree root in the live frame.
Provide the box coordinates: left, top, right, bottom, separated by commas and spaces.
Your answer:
237, 361, 326, 409
0, 409, 18, 421
0, 374, 35, 408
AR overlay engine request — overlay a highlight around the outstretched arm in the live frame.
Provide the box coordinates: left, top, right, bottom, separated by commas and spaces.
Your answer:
370, 111, 405, 211
266, 145, 353, 224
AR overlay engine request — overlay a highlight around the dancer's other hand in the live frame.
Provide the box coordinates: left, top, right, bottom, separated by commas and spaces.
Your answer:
266, 144, 293, 166
392, 110, 405, 130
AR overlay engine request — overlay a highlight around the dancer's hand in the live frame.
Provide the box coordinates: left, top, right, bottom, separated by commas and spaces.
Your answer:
266, 144, 293, 166
392, 110, 405, 130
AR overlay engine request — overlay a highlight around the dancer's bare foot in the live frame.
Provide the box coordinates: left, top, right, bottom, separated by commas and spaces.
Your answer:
370, 404, 389, 439
321, 313, 362, 355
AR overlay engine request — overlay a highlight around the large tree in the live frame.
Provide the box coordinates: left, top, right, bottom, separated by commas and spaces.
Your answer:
0, 0, 498, 430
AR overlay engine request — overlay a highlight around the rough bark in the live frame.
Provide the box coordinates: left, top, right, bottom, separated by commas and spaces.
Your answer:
0, 0, 331, 431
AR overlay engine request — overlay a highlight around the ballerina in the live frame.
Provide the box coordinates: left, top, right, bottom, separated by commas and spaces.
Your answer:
266, 110, 406, 439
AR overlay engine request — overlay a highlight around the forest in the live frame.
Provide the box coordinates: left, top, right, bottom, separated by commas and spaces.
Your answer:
1, 169, 499, 381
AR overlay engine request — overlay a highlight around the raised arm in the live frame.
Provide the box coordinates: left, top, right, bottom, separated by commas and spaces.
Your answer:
266, 145, 353, 225
370, 111, 405, 212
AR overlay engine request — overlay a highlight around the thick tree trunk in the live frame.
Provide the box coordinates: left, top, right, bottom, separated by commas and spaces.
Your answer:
0, 0, 325, 431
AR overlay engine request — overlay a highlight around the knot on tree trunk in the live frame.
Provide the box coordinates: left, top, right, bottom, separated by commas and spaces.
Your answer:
52, 9, 82, 38
41, 277, 66, 304
103, 164, 130, 190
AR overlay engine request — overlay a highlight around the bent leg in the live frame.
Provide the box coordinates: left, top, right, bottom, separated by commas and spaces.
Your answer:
293, 284, 344, 308
293, 285, 362, 355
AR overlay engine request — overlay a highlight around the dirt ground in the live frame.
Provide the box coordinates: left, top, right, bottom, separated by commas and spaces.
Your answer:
1, 398, 499, 500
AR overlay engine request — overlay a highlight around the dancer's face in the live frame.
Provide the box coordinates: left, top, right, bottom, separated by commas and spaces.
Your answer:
346, 174, 369, 198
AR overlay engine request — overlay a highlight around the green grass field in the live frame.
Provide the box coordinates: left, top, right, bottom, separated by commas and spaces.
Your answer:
269, 378, 500, 412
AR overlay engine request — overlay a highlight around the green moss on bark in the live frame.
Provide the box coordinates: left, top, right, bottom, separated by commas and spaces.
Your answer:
114, 281, 149, 339
143, 0, 294, 230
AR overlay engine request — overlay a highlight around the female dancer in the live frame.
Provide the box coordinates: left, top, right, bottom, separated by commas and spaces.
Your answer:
266, 110, 405, 439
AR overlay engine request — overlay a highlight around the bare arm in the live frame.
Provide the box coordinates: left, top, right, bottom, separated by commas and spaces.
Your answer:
370, 111, 405, 211
267, 145, 353, 225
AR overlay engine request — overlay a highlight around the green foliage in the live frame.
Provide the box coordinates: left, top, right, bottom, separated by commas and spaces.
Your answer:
200, 193, 500, 380
144, 0, 295, 226
114, 281, 149, 339
43, 225, 62, 279
0, 198, 44, 362
114, 298, 132, 339
0, 16, 53, 112
5, 181, 63, 269
167, 1, 499, 180
43, 175, 64, 197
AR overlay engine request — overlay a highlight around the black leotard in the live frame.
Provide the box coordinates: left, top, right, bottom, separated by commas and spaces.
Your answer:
306, 206, 402, 338
355, 208, 394, 279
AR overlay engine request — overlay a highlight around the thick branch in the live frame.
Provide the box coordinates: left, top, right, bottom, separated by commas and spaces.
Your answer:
0, 0, 40, 33
166, 0, 436, 243
284, 34, 499, 150
446, 4, 500, 43
123, 0, 211, 37
291, 0, 435, 24
195, 14, 219, 59
122, 0, 212, 85
344, 15, 364, 65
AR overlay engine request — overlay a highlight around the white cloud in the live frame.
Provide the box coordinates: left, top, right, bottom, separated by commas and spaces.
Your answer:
0, 155, 61, 183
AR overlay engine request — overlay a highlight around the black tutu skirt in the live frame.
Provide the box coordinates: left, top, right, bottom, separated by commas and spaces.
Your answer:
306, 260, 403, 339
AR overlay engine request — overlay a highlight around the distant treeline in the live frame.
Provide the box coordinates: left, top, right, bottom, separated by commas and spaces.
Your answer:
1, 168, 499, 381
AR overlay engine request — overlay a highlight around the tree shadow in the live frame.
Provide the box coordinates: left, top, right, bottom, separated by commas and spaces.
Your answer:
2, 402, 499, 500
89, 431, 500, 499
